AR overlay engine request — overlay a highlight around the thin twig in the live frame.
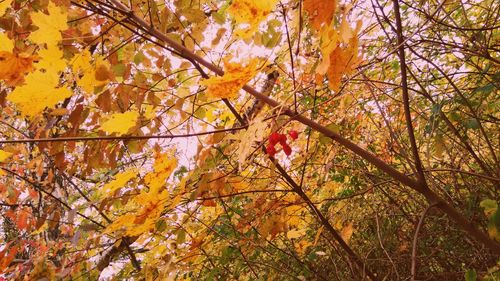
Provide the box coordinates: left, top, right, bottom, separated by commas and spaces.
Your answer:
411, 203, 437, 281
0, 126, 247, 144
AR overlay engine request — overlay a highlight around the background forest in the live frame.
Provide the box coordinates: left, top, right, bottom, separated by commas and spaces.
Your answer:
0, 0, 499, 280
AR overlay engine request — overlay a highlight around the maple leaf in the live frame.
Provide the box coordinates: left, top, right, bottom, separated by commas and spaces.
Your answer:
287, 228, 306, 239
259, 212, 287, 239
106, 188, 169, 236
131, 189, 168, 226
7, 70, 72, 116
304, 0, 337, 31
228, 0, 278, 39
0, 0, 10, 16
36, 47, 67, 73
231, 113, 268, 165
200, 58, 260, 99
326, 35, 360, 91
71, 51, 112, 95
316, 28, 339, 75
316, 6, 360, 75
0, 33, 13, 52
0, 52, 37, 86
294, 240, 312, 256
0, 149, 12, 162
100, 111, 139, 135
144, 152, 178, 192
30, 2, 68, 47
105, 153, 177, 236
100, 170, 137, 197
112, 198, 165, 235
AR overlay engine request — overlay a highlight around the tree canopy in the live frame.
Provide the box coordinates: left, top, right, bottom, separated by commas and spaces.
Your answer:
0, 0, 499, 280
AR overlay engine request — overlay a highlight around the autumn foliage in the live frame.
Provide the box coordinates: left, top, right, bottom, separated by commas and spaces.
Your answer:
0, 0, 499, 280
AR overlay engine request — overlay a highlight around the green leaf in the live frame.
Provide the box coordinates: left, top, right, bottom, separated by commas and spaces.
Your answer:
194, 107, 206, 119
212, 12, 226, 24
112, 63, 126, 77
155, 219, 167, 232
474, 83, 495, 94
319, 123, 340, 145
480, 199, 498, 216
465, 118, 480, 130
133, 52, 145, 64
182, 8, 206, 23
465, 269, 477, 281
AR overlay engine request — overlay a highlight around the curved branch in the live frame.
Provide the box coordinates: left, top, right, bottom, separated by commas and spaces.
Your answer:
411, 203, 438, 281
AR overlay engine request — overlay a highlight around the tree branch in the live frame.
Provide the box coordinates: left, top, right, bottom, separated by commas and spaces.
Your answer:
411, 203, 437, 281
391, 0, 428, 187
0, 126, 247, 144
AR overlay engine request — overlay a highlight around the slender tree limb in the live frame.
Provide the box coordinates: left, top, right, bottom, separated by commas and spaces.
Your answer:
391, 0, 428, 187
411, 203, 438, 281
0, 126, 247, 144
374, 211, 400, 280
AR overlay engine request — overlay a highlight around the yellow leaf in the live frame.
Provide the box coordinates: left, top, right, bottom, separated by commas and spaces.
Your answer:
287, 228, 306, 239
0, 33, 13, 52
100, 111, 139, 135
0, 0, 10, 16
71, 49, 93, 73
313, 226, 324, 247
0, 149, 13, 162
105, 154, 176, 236
144, 152, 177, 192
30, 2, 68, 47
36, 47, 67, 73
72, 51, 111, 94
304, 0, 337, 32
101, 170, 137, 196
294, 240, 312, 256
339, 7, 354, 43
317, 9, 360, 76
200, 58, 260, 99
232, 113, 267, 165
259, 212, 287, 239
7, 71, 72, 116
228, 177, 249, 192
317, 27, 339, 75
142, 104, 156, 119
228, 0, 278, 39
30, 222, 48, 236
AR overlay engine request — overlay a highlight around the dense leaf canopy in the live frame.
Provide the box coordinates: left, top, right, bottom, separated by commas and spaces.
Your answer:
0, 0, 499, 280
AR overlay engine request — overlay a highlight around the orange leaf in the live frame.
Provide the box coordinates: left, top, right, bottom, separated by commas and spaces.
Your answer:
200, 58, 260, 99
340, 222, 354, 243
304, 0, 337, 31
0, 52, 37, 86
16, 208, 30, 230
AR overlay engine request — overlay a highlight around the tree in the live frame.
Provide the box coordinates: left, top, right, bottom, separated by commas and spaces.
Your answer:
0, 0, 498, 279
